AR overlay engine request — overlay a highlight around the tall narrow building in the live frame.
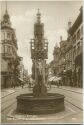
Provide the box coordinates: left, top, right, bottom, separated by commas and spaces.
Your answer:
1, 6, 20, 88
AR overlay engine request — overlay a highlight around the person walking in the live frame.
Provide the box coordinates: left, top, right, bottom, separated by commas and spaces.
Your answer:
57, 81, 59, 88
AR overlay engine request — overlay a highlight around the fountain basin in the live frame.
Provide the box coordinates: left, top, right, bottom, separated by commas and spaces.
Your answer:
16, 93, 65, 114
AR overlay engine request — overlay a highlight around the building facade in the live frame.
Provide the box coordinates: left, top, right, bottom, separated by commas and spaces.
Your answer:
1, 8, 20, 88
68, 7, 83, 87
59, 38, 67, 85
52, 7, 83, 87
64, 26, 73, 86
53, 44, 60, 75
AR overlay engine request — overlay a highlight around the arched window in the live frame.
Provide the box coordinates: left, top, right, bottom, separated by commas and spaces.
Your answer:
7, 33, 11, 39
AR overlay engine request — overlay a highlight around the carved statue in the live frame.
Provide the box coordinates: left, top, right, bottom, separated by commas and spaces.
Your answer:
33, 61, 47, 97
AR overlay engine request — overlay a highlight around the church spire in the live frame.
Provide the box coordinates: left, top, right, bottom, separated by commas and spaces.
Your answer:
5, 0, 8, 14
4, 0, 9, 18
37, 9, 41, 23
1, 1, 11, 28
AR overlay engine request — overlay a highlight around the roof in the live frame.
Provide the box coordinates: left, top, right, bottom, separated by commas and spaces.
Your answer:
68, 6, 83, 35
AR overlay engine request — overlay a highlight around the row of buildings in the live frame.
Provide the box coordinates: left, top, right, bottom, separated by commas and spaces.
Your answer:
0, 8, 28, 88
51, 7, 83, 87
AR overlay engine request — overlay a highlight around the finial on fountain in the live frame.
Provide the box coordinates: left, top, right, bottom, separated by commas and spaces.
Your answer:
37, 8, 41, 23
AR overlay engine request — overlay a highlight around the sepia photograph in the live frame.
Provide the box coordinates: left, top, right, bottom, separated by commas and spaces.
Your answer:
0, 0, 83, 124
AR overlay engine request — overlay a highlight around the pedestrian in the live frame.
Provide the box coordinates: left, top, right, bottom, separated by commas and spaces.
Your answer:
22, 84, 23, 88
14, 84, 15, 88
12, 80, 15, 89
49, 82, 51, 89
20, 81, 24, 89
28, 82, 31, 90
57, 81, 59, 88
60, 80, 62, 86
21, 83, 24, 88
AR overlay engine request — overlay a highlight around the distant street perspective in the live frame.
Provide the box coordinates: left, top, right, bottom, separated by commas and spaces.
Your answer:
0, 1, 83, 124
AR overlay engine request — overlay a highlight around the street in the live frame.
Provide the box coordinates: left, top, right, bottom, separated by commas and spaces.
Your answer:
50, 85, 83, 109
1, 85, 83, 124
1, 86, 30, 122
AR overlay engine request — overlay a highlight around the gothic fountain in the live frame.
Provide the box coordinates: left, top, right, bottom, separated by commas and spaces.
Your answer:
16, 10, 65, 115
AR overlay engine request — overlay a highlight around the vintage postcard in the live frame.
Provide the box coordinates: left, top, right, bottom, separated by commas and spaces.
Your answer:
0, 0, 83, 124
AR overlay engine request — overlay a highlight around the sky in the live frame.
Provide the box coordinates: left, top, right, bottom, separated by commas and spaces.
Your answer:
1, 1, 82, 74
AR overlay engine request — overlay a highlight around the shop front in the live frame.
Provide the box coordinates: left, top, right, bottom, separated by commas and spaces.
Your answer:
65, 69, 72, 86
75, 53, 82, 88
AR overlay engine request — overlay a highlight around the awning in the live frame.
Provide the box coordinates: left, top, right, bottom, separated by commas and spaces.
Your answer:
53, 77, 62, 82
48, 76, 62, 82
48, 76, 56, 81
18, 78, 23, 82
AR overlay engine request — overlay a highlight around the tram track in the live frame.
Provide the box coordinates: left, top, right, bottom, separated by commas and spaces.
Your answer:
1, 86, 83, 113
1, 87, 29, 113
1, 100, 17, 113
1, 92, 17, 104
51, 86, 83, 110
52, 85, 83, 94
65, 99, 83, 111
58, 87, 82, 94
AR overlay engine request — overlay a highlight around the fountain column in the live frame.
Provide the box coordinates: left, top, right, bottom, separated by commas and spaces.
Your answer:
31, 9, 48, 97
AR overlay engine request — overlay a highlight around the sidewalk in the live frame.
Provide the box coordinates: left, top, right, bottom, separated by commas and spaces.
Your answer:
52, 85, 83, 94
1, 86, 22, 98
1, 88, 15, 98
59, 86, 83, 94
1, 85, 28, 98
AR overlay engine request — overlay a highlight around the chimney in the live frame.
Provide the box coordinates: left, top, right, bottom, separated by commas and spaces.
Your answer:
80, 6, 82, 12
60, 36, 62, 41
68, 21, 72, 29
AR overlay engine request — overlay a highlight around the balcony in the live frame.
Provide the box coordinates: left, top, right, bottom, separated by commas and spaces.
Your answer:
66, 41, 72, 51
1, 53, 14, 60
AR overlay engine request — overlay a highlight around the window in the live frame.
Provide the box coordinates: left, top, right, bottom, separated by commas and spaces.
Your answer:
10, 47, 12, 54
77, 42, 80, 55
73, 35, 76, 43
1, 32, 5, 41
73, 46, 76, 60
8, 46, 11, 53
4, 46, 8, 53
69, 51, 71, 60
1, 44, 4, 53
12, 34, 14, 40
77, 29, 80, 40
80, 26, 83, 38
12, 48, 15, 54
7, 33, 10, 39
